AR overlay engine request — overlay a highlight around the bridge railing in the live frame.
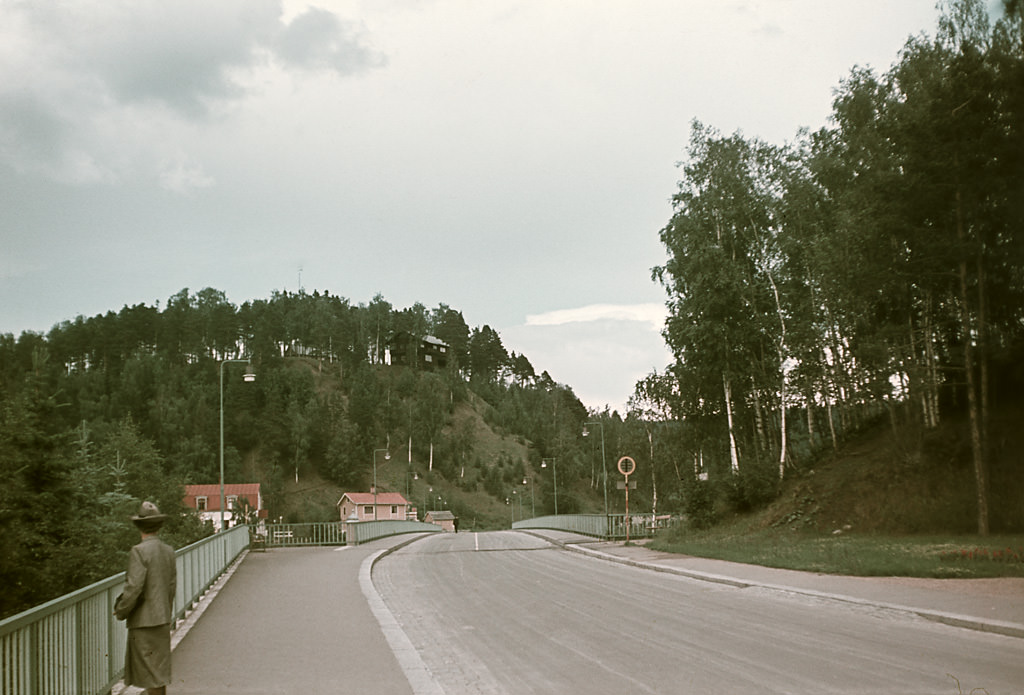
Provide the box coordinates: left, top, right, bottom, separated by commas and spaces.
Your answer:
513, 513, 679, 540
513, 514, 609, 538
258, 521, 347, 547
346, 519, 444, 545
0, 524, 249, 695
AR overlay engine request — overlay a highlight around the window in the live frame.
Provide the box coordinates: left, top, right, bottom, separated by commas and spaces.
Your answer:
364, 506, 373, 516
228, 495, 238, 510
391, 506, 398, 515
197, 496, 208, 511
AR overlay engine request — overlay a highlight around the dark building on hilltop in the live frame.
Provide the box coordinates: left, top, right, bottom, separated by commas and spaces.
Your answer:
389, 332, 450, 370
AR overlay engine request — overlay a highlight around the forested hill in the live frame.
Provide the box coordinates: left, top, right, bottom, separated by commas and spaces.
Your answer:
0, 288, 597, 619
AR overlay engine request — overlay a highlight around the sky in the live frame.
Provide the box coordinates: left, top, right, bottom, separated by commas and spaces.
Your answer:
1, 0, 947, 412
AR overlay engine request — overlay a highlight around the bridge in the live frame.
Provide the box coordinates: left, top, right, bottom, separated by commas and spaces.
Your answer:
4, 519, 1024, 694
0, 515, 653, 695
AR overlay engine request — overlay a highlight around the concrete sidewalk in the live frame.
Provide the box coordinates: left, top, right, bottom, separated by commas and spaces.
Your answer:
116, 539, 416, 695
533, 531, 1024, 640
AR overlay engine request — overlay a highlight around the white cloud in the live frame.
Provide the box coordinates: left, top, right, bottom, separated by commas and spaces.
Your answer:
159, 153, 216, 193
275, 7, 387, 75
505, 303, 673, 413
526, 303, 666, 331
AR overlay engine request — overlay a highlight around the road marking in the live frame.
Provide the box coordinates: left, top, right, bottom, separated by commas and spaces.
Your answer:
360, 550, 445, 695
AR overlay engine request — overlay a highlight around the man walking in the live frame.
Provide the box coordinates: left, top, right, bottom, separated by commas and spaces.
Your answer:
115, 501, 177, 695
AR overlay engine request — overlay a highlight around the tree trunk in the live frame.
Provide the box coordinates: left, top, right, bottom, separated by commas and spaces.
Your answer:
956, 185, 988, 536
922, 297, 940, 428
751, 386, 768, 457
976, 251, 990, 499
826, 393, 838, 453
723, 374, 740, 474
765, 267, 788, 479
805, 386, 818, 450
647, 429, 657, 517
778, 379, 788, 479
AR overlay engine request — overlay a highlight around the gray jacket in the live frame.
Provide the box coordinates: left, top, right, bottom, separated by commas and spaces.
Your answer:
114, 535, 177, 628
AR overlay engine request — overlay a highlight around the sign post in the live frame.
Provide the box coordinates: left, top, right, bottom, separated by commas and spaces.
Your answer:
617, 456, 636, 543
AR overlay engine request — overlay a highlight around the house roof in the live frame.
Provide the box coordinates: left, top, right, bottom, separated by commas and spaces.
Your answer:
183, 484, 262, 512
338, 492, 410, 507
425, 510, 455, 520
185, 483, 261, 497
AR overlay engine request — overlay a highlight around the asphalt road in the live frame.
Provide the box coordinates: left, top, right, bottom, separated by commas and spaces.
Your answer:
373, 531, 1024, 694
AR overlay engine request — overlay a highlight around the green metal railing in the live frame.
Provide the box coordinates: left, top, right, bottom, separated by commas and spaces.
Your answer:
0, 525, 249, 695
253, 520, 442, 548
513, 514, 609, 538
260, 522, 347, 547
346, 519, 444, 545
513, 513, 678, 540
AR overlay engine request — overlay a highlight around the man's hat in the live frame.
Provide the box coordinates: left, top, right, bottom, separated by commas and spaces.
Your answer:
131, 501, 169, 524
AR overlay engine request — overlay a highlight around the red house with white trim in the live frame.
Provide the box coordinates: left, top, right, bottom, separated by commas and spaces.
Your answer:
184, 483, 266, 531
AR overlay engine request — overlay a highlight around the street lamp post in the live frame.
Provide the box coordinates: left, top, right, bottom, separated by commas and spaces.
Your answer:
524, 476, 534, 517
584, 421, 608, 515
220, 359, 255, 534
373, 448, 390, 520
541, 458, 557, 515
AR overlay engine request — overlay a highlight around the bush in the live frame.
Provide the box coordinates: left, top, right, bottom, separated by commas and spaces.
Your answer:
725, 464, 779, 512
685, 480, 716, 530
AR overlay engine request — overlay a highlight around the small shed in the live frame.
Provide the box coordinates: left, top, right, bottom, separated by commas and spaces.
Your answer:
424, 510, 456, 532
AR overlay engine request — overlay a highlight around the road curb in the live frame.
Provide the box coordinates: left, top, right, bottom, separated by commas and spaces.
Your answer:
361, 535, 445, 695
524, 531, 1024, 641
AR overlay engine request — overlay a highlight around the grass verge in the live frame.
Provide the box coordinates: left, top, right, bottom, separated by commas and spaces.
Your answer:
649, 527, 1024, 578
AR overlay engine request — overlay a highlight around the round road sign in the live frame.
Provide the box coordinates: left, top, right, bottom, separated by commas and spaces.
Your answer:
617, 455, 636, 477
